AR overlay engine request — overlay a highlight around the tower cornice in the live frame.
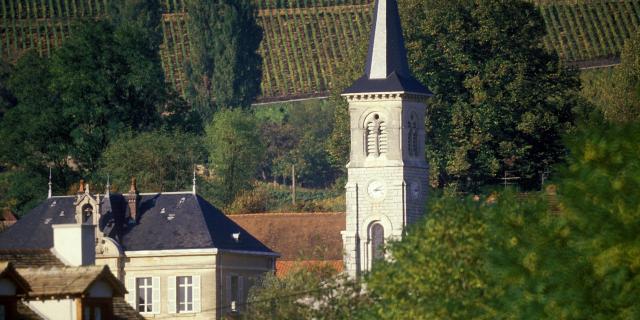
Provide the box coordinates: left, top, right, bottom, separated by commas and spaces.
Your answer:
341, 91, 430, 103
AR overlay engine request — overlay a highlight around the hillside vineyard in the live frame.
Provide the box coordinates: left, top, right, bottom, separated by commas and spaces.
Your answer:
1, 0, 639, 102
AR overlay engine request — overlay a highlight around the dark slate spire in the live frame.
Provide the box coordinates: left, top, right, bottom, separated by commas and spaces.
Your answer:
343, 0, 431, 95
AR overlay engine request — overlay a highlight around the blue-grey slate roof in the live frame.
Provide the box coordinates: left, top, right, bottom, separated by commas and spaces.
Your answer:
343, 0, 431, 95
0, 192, 273, 254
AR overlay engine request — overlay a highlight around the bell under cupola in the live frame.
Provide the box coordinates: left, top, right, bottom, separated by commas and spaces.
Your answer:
74, 180, 100, 226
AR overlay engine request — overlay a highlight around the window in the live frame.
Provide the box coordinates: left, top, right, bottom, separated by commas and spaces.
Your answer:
370, 223, 385, 265
177, 276, 193, 312
366, 114, 388, 157
82, 298, 113, 320
136, 277, 153, 313
225, 274, 243, 313
231, 275, 239, 306
408, 113, 418, 157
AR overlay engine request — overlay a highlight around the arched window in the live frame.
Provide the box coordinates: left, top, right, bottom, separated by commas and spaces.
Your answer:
82, 204, 93, 223
365, 114, 388, 157
370, 223, 385, 264
408, 113, 418, 157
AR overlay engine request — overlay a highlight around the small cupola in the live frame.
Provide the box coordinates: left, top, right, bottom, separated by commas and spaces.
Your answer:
74, 180, 100, 226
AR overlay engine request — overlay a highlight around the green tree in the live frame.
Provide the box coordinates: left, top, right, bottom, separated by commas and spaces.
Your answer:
404, 0, 577, 190
49, 20, 164, 172
553, 121, 640, 318
483, 190, 584, 319
0, 13, 171, 212
186, 0, 263, 119
245, 263, 369, 320
583, 31, 640, 123
0, 59, 15, 120
364, 194, 491, 319
205, 109, 265, 205
99, 131, 206, 192
326, 36, 368, 173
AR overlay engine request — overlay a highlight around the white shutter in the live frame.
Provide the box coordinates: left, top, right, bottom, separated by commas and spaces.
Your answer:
193, 275, 201, 313
238, 276, 244, 304
152, 276, 160, 314
168, 276, 176, 314
125, 276, 136, 308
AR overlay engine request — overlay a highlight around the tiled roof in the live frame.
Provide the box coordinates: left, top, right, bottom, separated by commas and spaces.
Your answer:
16, 265, 126, 298
17, 302, 44, 320
0, 193, 274, 254
114, 297, 145, 320
0, 261, 30, 293
0, 249, 65, 268
1, 208, 17, 221
275, 260, 343, 278
0, 198, 78, 249
121, 193, 273, 253
229, 212, 345, 261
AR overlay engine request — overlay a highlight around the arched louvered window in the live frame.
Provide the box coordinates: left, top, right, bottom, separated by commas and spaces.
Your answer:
408, 113, 418, 157
365, 114, 388, 157
370, 223, 385, 265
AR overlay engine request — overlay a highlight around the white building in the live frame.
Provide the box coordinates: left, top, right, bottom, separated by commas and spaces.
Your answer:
341, 0, 432, 277
0, 179, 278, 319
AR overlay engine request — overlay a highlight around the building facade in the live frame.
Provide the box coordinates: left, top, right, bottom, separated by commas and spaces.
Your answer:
341, 0, 432, 277
0, 180, 277, 319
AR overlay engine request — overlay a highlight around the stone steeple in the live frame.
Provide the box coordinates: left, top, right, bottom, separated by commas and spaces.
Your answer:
343, 0, 431, 95
341, 0, 431, 278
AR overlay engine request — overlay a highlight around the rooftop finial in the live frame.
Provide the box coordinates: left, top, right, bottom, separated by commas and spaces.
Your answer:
129, 177, 138, 194
192, 166, 197, 195
48, 167, 52, 198
105, 174, 111, 196
78, 179, 85, 194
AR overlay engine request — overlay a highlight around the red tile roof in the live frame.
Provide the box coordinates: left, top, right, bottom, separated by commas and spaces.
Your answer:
275, 260, 343, 278
229, 212, 345, 261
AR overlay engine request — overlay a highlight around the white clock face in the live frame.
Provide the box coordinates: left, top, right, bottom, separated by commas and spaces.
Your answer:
367, 180, 386, 199
410, 181, 420, 199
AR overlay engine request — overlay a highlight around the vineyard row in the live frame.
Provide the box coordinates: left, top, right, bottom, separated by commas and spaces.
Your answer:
1, 0, 638, 101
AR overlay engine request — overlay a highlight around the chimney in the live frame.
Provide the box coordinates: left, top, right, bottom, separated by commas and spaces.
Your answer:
77, 179, 85, 194
52, 224, 96, 266
126, 177, 140, 222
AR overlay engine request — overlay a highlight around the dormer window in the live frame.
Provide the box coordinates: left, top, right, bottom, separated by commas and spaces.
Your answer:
82, 204, 93, 223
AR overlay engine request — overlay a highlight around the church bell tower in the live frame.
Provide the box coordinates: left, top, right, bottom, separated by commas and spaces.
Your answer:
341, 0, 431, 277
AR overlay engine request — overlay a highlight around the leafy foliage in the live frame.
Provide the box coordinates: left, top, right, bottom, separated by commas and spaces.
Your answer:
582, 31, 640, 123
99, 131, 206, 193
257, 100, 339, 188
0, 3, 174, 213
554, 121, 640, 319
49, 20, 163, 172
365, 194, 491, 319
0, 59, 15, 120
186, 0, 263, 118
400, 0, 580, 190
205, 109, 265, 205
245, 263, 369, 320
